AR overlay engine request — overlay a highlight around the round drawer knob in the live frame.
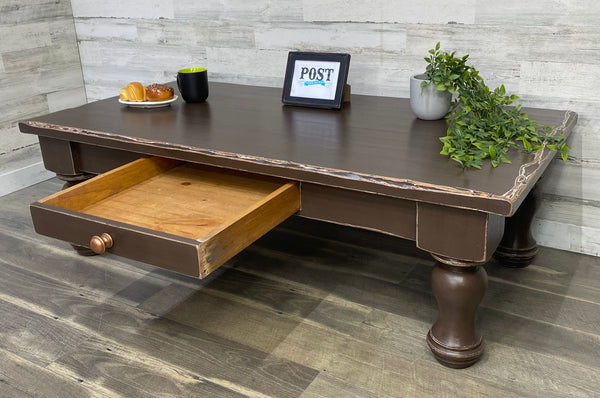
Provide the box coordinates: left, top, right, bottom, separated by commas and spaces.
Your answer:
89, 233, 113, 254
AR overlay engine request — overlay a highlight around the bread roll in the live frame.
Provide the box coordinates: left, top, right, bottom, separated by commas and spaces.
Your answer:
119, 82, 146, 102
146, 84, 174, 101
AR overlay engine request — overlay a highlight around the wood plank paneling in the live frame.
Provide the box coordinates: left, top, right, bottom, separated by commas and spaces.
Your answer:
0, 0, 73, 24
0, 0, 85, 197
67, 0, 600, 256
0, 23, 52, 53
2, 179, 600, 396
302, 0, 477, 24
172, 0, 304, 22
475, 0, 600, 26
0, 348, 97, 397
71, 0, 175, 19
0, 145, 54, 198
255, 23, 407, 53
0, 223, 317, 396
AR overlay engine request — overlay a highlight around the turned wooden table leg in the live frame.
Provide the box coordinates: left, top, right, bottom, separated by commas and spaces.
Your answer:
427, 256, 488, 368
494, 187, 539, 267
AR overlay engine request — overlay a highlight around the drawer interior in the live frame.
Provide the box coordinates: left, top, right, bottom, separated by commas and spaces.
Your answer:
34, 157, 300, 278
82, 164, 281, 240
42, 157, 295, 241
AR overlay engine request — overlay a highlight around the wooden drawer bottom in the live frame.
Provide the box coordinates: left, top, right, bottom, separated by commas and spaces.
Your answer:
31, 157, 300, 278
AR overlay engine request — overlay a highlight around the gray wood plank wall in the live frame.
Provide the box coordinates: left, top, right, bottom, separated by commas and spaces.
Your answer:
69, 1, 600, 257
0, 0, 86, 192
0, 0, 86, 153
2, 1, 599, 257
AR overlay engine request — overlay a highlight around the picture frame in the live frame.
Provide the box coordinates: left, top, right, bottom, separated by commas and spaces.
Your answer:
282, 52, 351, 110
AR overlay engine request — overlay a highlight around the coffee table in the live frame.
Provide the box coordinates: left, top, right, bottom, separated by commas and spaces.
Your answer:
20, 82, 577, 368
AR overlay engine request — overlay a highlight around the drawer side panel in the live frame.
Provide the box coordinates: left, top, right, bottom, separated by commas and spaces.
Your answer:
202, 182, 300, 277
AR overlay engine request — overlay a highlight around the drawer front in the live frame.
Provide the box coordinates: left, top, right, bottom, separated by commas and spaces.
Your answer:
30, 204, 203, 276
30, 157, 300, 278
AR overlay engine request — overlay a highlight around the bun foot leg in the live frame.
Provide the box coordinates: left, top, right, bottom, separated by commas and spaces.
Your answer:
427, 257, 488, 368
56, 173, 95, 190
494, 245, 538, 268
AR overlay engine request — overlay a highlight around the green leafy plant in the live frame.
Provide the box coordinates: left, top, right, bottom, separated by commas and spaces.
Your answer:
422, 42, 474, 95
422, 43, 569, 169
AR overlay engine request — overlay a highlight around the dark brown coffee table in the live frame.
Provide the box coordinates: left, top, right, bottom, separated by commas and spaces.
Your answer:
20, 82, 577, 368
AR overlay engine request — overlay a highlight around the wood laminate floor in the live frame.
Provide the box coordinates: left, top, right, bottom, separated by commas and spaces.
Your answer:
1, 178, 599, 397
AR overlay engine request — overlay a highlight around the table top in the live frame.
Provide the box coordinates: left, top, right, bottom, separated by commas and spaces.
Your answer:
20, 82, 577, 216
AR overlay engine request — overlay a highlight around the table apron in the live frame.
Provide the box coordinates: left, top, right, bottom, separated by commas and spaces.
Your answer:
38, 136, 506, 262
299, 182, 416, 240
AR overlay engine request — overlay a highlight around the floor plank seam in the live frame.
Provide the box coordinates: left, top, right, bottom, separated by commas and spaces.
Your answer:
481, 304, 600, 341
487, 275, 600, 305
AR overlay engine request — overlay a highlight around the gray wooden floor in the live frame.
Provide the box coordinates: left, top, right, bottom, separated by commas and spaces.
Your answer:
1, 178, 599, 398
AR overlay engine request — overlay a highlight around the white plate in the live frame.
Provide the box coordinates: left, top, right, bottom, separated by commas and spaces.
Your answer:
119, 95, 178, 108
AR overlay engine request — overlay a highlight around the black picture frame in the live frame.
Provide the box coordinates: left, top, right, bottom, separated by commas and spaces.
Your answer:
282, 52, 351, 110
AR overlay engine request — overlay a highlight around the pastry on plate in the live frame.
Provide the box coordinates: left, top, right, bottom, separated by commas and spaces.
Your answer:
119, 82, 147, 102
146, 83, 175, 101
119, 82, 175, 102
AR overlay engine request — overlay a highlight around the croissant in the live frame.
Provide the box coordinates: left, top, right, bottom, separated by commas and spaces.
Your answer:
119, 82, 146, 102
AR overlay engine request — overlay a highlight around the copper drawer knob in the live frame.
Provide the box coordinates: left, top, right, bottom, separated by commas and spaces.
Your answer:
89, 233, 113, 254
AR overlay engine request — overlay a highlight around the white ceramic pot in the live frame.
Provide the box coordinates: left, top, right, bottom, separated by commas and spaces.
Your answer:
409, 74, 452, 120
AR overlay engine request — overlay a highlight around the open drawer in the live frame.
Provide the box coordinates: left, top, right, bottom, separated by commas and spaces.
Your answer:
30, 157, 300, 278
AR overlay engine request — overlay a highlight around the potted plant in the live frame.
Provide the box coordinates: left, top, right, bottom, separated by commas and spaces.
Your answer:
409, 73, 452, 120
410, 42, 473, 120
413, 43, 570, 169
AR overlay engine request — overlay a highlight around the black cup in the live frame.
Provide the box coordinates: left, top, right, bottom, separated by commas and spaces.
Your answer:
177, 68, 209, 103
